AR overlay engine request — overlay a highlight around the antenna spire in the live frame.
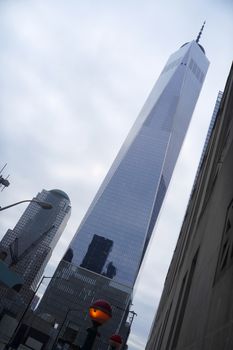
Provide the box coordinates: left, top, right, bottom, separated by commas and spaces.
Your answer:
196, 21, 206, 43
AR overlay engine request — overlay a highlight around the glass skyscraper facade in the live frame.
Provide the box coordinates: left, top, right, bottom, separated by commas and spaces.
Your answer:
66, 40, 209, 288
39, 39, 209, 348
0, 189, 71, 315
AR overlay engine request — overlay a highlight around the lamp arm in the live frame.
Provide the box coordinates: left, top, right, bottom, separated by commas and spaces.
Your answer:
0, 200, 33, 211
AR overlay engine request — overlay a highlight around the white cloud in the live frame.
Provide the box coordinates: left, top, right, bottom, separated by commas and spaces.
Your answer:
128, 334, 146, 350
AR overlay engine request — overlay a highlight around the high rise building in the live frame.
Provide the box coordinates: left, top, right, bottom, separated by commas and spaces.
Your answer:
0, 189, 71, 316
145, 63, 233, 350
192, 90, 223, 188
38, 31, 209, 349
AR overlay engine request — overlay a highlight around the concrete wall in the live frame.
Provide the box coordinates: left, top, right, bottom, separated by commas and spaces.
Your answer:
146, 63, 233, 350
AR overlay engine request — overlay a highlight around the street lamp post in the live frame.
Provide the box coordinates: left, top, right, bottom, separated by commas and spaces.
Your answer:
52, 308, 81, 350
81, 300, 112, 350
113, 306, 137, 350
0, 199, 53, 212
6, 276, 54, 349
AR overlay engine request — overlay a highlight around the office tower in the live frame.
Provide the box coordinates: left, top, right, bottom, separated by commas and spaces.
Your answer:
0, 189, 71, 315
38, 31, 209, 349
145, 64, 233, 350
192, 90, 223, 187
80, 234, 114, 275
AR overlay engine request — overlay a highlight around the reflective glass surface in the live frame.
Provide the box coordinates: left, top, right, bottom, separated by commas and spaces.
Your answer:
68, 41, 209, 288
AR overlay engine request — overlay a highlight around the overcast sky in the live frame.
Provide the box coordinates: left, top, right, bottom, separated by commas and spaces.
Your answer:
1, 1, 232, 349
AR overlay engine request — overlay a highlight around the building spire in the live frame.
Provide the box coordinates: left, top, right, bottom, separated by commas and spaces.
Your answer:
196, 21, 206, 43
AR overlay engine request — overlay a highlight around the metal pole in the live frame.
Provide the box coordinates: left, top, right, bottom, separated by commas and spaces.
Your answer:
116, 309, 137, 350
52, 308, 81, 350
0, 199, 52, 212
81, 323, 99, 350
6, 276, 53, 349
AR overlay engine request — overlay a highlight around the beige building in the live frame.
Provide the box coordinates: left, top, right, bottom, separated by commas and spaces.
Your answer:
146, 63, 233, 350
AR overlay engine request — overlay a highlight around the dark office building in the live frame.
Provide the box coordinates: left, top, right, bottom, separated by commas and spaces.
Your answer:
146, 63, 233, 350
80, 234, 113, 274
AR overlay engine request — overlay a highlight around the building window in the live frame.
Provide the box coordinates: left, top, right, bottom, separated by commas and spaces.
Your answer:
215, 199, 233, 282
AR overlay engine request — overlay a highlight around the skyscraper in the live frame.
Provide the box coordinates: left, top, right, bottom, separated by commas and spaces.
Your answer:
192, 90, 223, 188
0, 189, 71, 316
39, 32, 209, 348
